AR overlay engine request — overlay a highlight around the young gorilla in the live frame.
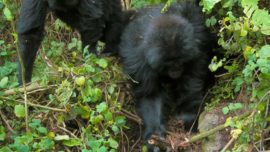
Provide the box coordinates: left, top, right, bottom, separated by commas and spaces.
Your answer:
119, 1, 214, 149
17, 0, 123, 84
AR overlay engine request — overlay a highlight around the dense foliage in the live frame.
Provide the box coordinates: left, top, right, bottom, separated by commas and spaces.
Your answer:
0, 0, 127, 151
202, 0, 270, 151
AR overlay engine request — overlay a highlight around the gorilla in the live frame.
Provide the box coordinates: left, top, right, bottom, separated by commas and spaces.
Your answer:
17, 0, 124, 85
119, 1, 215, 149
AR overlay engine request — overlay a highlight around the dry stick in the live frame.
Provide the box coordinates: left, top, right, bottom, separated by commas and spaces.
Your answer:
1, 97, 67, 112
57, 125, 79, 139
120, 109, 142, 124
0, 109, 15, 134
3, 82, 50, 96
4, 0, 29, 131
189, 91, 210, 133
16, 100, 67, 112
221, 138, 235, 152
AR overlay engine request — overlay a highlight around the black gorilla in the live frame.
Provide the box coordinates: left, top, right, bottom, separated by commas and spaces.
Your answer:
17, 0, 123, 84
119, 1, 214, 147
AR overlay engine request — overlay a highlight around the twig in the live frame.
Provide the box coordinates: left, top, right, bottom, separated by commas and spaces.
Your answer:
185, 124, 227, 144
221, 138, 234, 152
189, 91, 209, 133
58, 125, 79, 139
130, 124, 142, 152
120, 109, 142, 124
4, 82, 55, 96
3, 0, 29, 132
0, 109, 15, 134
16, 100, 67, 112
1, 97, 67, 112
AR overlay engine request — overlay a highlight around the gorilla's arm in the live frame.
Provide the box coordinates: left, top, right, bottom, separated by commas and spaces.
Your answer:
137, 94, 166, 139
175, 56, 209, 130
121, 45, 166, 140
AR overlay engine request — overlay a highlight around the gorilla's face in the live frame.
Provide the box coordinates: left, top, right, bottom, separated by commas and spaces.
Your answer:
145, 46, 188, 79
144, 35, 199, 79
144, 15, 200, 79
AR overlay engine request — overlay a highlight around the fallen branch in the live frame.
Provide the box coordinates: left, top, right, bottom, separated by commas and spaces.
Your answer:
1, 97, 67, 112
119, 109, 142, 124
180, 111, 252, 145
3, 82, 55, 96
16, 100, 67, 112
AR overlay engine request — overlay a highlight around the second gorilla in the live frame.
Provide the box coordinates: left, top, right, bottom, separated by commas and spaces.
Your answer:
119, 1, 215, 146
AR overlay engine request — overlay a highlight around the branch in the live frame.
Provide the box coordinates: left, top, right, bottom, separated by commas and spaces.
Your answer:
16, 100, 67, 112
1, 97, 67, 112
3, 82, 55, 96
0, 109, 15, 134
180, 111, 252, 145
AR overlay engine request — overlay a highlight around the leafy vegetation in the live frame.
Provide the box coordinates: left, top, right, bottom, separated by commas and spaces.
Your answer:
0, 0, 127, 151
202, 0, 270, 151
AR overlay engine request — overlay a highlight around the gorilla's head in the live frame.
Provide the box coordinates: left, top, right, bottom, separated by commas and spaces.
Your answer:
144, 15, 200, 79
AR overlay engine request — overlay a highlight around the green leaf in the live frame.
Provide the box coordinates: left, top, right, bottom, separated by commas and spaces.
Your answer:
228, 103, 235, 110
206, 16, 217, 27
3, 7, 13, 21
56, 80, 73, 103
99, 146, 107, 152
0, 147, 13, 152
29, 119, 41, 129
71, 105, 91, 119
90, 115, 104, 125
115, 116, 126, 126
0, 77, 8, 88
37, 127, 48, 134
96, 58, 108, 68
241, 0, 258, 18
62, 138, 82, 147
104, 111, 113, 121
14, 105, 25, 118
234, 103, 243, 109
0, 126, 6, 141
258, 45, 270, 58
222, 107, 230, 115
222, 0, 235, 9
88, 138, 103, 149
96, 102, 108, 113
201, 0, 221, 12
111, 125, 119, 134
251, 10, 270, 35
240, 29, 248, 37
39, 138, 54, 150
108, 138, 119, 149
75, 76, 86, 86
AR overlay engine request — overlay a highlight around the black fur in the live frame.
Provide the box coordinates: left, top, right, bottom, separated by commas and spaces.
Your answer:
119, 2, 215, 148
17, 0, 123, 84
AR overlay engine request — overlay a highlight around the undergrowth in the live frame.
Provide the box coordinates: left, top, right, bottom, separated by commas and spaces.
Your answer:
0, 0, 128, 151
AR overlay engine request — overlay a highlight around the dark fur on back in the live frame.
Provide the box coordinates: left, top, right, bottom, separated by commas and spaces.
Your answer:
119, 2, 215, 150
17, 0, 124, 84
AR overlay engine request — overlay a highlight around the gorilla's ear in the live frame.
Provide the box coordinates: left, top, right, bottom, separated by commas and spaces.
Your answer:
145, 47, 162, 70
